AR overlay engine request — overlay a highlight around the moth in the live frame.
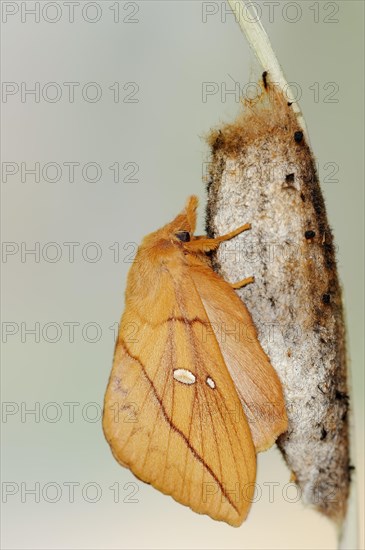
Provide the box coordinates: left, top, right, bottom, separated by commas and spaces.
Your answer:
103, 196, 288, 526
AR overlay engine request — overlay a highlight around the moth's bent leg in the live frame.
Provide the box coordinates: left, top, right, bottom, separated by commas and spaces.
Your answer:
213, 223, 251, 244
229, 276, 255, 289
188, 223, 251, 252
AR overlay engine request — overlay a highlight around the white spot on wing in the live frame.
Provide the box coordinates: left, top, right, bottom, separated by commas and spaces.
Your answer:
173, 369, 196, 385
206, 376, 216, 389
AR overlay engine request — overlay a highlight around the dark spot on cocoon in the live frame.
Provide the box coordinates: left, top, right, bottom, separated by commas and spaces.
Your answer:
305, 230, 316, 239
294, 131, 303, 143
335, 390, 349, 401
300, 192, 306, 202
262, 70, 268, 90
320, 426, 328, 440
322, 293, 331, 304
286, 173, 295, 183
287, 101, 293, 106
348, 464, 355, 482
206, 176, 213, 191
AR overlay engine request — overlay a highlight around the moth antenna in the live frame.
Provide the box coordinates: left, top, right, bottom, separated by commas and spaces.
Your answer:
184, 195, 198, 234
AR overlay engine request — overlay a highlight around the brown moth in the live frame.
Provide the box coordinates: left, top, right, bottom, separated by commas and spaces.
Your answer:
103, 196, 287, 526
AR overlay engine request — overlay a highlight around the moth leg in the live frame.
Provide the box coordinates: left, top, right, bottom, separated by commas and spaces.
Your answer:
229, 276, 255, 289
211, 222, 251, 244
187, 223, 251, 252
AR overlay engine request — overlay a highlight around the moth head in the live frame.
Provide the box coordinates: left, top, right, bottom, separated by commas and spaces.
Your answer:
141, 195, 198, 249
169, 195, 198, 236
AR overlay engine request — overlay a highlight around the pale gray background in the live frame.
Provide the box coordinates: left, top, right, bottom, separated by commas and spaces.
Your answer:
1, 1, 364, 549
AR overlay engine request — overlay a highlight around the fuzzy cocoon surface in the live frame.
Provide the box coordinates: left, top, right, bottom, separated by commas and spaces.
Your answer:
206, 81, 350, 523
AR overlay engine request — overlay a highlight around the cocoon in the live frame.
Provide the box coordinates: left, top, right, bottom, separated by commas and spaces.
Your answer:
206, 78, 350, 523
